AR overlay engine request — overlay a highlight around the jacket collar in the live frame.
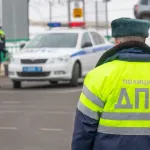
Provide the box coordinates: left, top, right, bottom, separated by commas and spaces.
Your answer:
96, 41, 150, 67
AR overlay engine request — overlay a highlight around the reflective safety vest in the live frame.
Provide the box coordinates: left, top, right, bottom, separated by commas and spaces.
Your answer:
0, 29, 4, 36
0, 29, 5, 50
77, 59, 150, 135
0, 29, 5, 40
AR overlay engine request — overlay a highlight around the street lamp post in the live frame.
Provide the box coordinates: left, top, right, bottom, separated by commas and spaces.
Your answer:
95, 0, 110, 37
95, 0, 98, 30
49, 1, 52, 22
67, 0, 71, 22
105, 0, 109, 37
83, 0, 85, 22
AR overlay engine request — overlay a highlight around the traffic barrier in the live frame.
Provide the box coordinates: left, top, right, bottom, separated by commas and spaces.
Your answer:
6, 38, 29, 55
0, 38, 29, 76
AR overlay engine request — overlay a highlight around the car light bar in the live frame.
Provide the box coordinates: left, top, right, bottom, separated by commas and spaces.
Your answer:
47, 22, 61, 28
69, 22, 85, 27
47, 22, 86, 28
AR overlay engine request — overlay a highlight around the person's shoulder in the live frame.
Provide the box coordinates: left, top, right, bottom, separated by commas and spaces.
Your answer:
87, 60, 119, 79
83, 61, 120, 95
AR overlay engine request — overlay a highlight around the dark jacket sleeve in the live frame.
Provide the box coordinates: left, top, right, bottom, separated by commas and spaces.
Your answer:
0, 35, 5, 50
71, 109, 99, 150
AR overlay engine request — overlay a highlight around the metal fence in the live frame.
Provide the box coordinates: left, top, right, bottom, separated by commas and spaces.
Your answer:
0, 38, 30, 63
6, 38, 29, 55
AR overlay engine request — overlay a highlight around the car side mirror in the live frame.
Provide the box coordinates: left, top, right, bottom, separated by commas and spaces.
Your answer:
82, 42, 92, 48
20, 43, 26, 49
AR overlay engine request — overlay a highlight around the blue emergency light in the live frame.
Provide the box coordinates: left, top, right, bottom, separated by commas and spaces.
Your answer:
47, 22, 61, 28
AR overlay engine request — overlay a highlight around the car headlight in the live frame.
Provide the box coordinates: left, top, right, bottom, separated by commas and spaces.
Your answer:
48, 55, 70, 64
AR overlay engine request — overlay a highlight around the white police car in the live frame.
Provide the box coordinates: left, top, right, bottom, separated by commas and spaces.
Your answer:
8, 22, 113, 88
146, 29, 150, 46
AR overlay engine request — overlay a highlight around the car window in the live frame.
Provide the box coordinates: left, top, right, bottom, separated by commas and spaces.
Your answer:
91, 32, 105, 45
26, 33, 78, 48
141, 0, 148, 5
81, 32, 92, 47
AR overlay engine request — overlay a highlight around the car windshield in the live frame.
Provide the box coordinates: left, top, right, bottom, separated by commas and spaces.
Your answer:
26, 33, 78, 48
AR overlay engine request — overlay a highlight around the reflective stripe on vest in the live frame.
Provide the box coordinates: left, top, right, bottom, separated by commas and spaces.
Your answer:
77, 100, 101, 120
82, 85, 104, 108
97, 125, 150, 135
97, 112, 150, 135
101, 112, 150, 120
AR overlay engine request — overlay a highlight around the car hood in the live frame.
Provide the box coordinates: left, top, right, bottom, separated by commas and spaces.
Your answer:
12, 48, 78, 59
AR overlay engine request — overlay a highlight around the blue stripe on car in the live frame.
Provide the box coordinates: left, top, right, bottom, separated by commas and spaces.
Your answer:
71, 44, 114, 57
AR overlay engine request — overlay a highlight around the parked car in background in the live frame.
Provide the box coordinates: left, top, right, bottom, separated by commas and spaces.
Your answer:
134, 0, 150, 19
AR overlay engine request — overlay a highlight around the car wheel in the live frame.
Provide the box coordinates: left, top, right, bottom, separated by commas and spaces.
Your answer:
70, 62, 80, 87
141, 15, 150, 20
13, 81, 21, 89
49, 81, 58, 85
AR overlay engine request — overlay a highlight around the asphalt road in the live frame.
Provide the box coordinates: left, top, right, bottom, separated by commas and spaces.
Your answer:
0, 77, 82, 150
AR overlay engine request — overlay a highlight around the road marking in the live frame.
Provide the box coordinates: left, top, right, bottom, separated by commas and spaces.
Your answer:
2, 101, 21, 104
53, 89, 82, 94
0, 110, 75, 115
42, 111, 75, 115
0, 127, 17, 130
40, 128, 64, 132
0, 88, 81, 94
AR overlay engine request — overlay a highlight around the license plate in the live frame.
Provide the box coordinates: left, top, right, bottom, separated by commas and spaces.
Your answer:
22, 67, 42, 72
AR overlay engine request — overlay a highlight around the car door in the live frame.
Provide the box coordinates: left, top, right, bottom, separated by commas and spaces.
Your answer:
90, 32, 106, 68
80, 32, 93, 76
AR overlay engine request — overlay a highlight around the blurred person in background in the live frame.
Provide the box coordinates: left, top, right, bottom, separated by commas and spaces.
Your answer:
0, 26, 6, 76
72, 18, 150, 150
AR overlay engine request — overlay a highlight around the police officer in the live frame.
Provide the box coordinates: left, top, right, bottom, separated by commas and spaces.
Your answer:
72, 18, 150, 150
0, 26, 6, 75
0, 26, 5, 51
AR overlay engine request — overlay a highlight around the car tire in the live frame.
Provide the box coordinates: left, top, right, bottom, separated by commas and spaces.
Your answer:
70, 62, 80, 87
141, 16, 150, 20
13, 81, 21, 89
49, 81, 58, 85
